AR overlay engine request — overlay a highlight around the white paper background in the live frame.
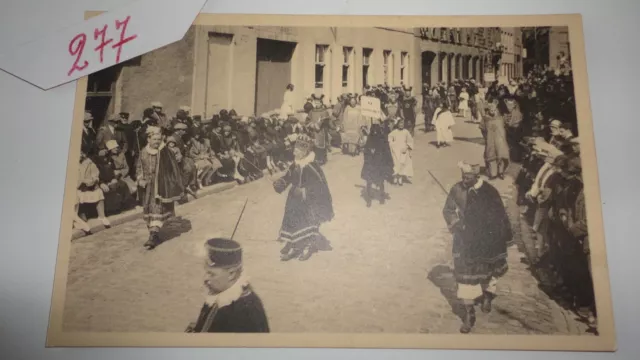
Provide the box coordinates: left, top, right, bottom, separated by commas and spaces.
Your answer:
0, 0, 637, 359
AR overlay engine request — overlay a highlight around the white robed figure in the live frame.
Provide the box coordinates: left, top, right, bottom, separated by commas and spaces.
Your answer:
387, 119, 414, 185
279, 84, 296, 118
432, 102, 455, 147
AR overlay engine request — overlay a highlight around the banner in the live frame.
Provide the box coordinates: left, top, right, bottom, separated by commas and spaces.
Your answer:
360, 96, 382, 118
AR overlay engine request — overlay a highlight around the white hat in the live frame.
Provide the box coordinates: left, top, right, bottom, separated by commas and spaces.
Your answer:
105, 140, 119, 151
84, 112, 93, 121
151, 101, 163, 108
457, 161, 480, 175
550, 119, 561, 128
179, 105, 191, 112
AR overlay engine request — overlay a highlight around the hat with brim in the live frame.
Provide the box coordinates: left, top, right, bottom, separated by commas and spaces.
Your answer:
205, 238, 242, 267
84, 112, 93, 122
105, 140, 119, 151
179, 106, 191, 112
151, 101, 163, 108
173, 123, 188, 131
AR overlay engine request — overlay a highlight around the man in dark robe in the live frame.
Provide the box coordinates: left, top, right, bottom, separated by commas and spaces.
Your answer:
442, 161, 512, 334
401, 87, 417, 136
186, 238, 270, 333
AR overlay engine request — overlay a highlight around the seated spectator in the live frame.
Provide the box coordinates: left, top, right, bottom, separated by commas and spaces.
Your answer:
95, 142, 135, 215
106, 140, 137, 195
166, 136, 197, 199
77, 150, 110, 228
187, 128, 221, 187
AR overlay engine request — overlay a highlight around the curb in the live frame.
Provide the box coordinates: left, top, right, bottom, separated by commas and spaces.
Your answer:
72, 146, 346, 241
71, 182, 237, 240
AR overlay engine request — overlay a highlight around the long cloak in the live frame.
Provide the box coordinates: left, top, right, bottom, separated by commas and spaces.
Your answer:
387, 128, 414, 177
442, 180, 512, 285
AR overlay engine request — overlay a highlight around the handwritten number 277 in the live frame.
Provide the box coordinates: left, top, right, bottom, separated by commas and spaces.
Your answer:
67, 16, 137, 77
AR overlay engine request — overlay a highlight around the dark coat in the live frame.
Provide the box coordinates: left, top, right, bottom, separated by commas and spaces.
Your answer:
81, 127, 97, 156
443, 180, 512, 285
361, 128, 393, 183
192, 289, 270, 333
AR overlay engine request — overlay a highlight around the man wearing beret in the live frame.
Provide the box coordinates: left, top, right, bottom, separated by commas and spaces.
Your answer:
186, 238, 270, 333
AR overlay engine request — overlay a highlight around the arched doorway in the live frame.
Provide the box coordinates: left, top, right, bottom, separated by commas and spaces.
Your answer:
421, 51, 437, 87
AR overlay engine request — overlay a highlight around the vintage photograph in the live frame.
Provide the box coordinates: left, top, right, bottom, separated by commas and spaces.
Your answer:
48, 14, 615, 350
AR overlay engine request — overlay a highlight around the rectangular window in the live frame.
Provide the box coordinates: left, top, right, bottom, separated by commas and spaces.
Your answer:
342, 46, 353, 88
363, 48, 372, 88
400, 51, 408, 85
383, 50, 391, 84
315, 45, 329, 88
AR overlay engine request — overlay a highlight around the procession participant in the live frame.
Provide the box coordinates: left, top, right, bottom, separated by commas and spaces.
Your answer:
442, 161, 512, 334
384, 91, 402, 120
448, 83, 458, 112
280, 83, 296, 119
307, 94, 332, 165
483, 99, 510, 180
361, 123, 393, 207
387, 119, 414, 186
136, 127, 185, 250
458, 87, 470, 118
401, 86, 417, 136
547, 119, 564, 149
273, 134, 334, 262
186, 238, 270, 333
341, 94, 366, 156
432, 102, 455, 148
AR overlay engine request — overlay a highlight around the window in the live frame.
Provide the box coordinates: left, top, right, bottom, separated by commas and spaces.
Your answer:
400, 52, 409, 85
315, 45, 329, 88
342, 46, 353, 88
362, 48, 373, 88
383, 50, 392, 84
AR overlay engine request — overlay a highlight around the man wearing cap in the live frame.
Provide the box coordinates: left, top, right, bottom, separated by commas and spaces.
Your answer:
82, 111, 98, 156
186, 238, 270, 333
96, 115, 128, 156
442, 162, 512, 333
151, 101, 171, 132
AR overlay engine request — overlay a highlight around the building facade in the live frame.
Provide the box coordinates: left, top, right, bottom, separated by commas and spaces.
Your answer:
85, 26, 517, 124
499, 27, 524, 80
548, 26, 571, 70
414, 27, 501, 88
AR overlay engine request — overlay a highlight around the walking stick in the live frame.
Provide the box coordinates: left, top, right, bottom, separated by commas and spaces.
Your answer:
427, 169, 449, 196
230, 197, 249, 241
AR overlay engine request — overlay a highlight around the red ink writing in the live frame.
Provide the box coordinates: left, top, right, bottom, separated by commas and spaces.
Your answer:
93, 24, 114, 64
67, 33, 89, 76
67, 16, 138, 77
112, 16, 137, 64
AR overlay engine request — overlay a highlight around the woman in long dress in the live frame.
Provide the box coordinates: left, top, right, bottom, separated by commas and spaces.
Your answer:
361, 123, 393, 207
458, 87, 470, 118
432, 102, 455, 148
387, 119, 414, 186
136, 127, 185, 250
482, 100, 511, 180
273, 134, 334, 262
341, 96, 366, 156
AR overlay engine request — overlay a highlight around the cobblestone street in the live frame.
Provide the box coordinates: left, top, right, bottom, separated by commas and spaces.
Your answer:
63, 116, 587, 335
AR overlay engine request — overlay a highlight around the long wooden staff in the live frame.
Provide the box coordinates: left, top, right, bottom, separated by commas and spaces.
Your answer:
230, 197, 249, 241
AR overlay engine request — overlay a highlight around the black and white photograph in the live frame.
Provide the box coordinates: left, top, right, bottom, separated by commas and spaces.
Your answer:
47, 14, 615, 350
